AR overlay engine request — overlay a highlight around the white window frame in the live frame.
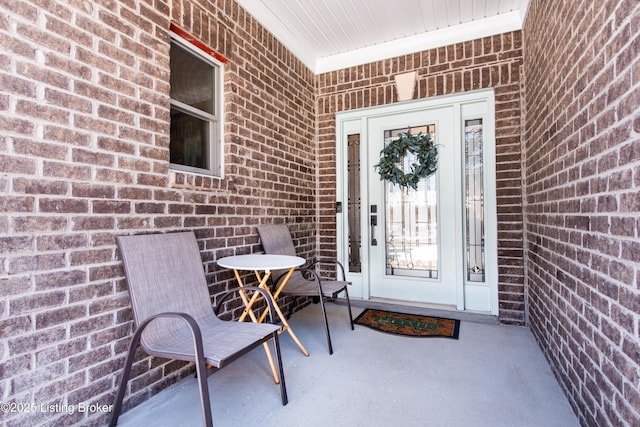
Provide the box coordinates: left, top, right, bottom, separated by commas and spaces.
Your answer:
169, 33, 224, 177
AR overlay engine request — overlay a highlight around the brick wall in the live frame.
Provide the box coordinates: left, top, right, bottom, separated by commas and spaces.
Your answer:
0, 0, 315, 425
523, 0, 640, 425
3, 0, 636, 424
316, 32, 526, 323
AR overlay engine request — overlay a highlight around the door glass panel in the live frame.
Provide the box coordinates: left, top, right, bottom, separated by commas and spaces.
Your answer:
384, 124, 438, 279
464, 119, 485, 282
347, 133, 361, 273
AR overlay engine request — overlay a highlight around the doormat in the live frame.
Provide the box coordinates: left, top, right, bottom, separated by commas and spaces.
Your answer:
354, 308, 460, 339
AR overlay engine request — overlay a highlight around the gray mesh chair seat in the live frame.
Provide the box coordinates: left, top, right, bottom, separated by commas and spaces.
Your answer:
282, 278, 350, 298
109, 231, 287, 427
141, 314, 279, 367
257, 224, 354, 355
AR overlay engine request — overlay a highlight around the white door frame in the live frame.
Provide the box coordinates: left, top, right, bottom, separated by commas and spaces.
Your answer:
335, 89, 498, 315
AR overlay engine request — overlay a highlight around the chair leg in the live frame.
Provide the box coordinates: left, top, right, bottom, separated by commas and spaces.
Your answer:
286, 297, 298, 320
317, 292, 333, 355
109, 327, 144, 427
194, 346, 213, 427
110, 314, 214, 427
343, 285, 354, 330
271, 332, 288, 405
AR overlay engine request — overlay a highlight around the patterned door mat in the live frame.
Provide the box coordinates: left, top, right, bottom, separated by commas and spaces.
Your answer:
354, 308, 460, 339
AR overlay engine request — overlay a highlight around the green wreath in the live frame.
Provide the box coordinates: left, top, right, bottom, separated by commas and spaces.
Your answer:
373, 130, 438, 191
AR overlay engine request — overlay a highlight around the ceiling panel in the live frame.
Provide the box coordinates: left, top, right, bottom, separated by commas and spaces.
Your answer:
236, 0, 530, 73
422, 1, 440, 30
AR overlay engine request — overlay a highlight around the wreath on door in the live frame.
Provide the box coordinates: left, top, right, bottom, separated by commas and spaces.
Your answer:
373, 130, 438, 191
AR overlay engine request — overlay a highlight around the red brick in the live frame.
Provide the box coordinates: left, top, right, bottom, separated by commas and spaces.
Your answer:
35, 305, 86, 330
524, 0, 639, 425
0, 0, 635, 426
10, 291, 66, 315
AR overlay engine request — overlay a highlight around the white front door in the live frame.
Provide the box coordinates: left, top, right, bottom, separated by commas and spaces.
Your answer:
336, 90, 498, 314
367, 107, 459, 306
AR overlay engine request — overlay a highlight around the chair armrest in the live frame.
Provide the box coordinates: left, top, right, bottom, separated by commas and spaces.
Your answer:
295, 267, 326, 295
215, 286, 279, 325
137, 311, 203, 342
306, 258, 347, 281
112, 312, 212, 427
134, 312, 209, 370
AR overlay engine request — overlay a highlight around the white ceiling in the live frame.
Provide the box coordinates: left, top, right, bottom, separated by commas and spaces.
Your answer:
236, 0, 531, 74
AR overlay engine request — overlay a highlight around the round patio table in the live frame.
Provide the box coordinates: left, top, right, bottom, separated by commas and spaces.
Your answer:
217, 254, 309, 383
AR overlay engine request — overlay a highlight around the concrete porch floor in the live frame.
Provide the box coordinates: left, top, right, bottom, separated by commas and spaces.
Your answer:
113, 303, 578, 427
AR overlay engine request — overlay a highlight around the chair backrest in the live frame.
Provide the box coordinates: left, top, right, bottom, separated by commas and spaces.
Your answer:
256, 224, 302, 283
117, 232, 216, 345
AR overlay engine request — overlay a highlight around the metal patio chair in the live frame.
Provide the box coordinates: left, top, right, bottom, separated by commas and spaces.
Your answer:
257, 224, 354, 355
109, 231, 287, 427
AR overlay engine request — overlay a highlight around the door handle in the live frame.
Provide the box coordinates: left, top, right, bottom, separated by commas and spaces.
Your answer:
370, 205, 378, 246
370, 214, 378, 246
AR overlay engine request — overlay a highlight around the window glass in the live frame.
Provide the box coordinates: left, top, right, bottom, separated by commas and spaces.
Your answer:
170, 43, 215, 115
169, 35, 222, 176
347, 133, 361, 273
464, 118, 485, 283
169, 110, 210, 169
384, 124, 438, 279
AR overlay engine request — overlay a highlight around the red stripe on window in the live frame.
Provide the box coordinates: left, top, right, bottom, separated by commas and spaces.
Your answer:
170, 23, 229, 64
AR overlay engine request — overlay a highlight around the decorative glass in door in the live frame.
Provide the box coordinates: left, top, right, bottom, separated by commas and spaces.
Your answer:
384, 124, 438, 279
464, 119, 485, 282
347, 133, 362, 273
